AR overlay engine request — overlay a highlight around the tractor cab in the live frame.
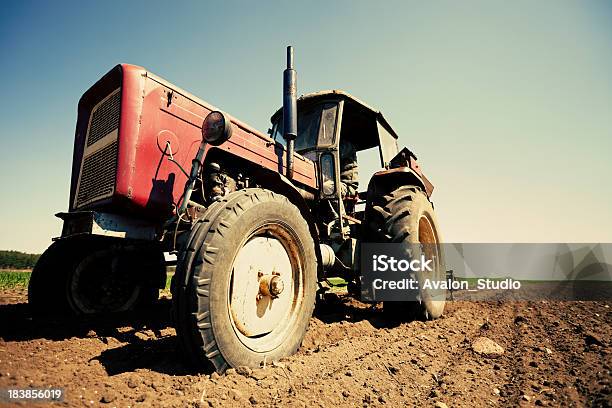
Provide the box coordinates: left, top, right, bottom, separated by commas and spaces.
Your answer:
270, 90, 400, 211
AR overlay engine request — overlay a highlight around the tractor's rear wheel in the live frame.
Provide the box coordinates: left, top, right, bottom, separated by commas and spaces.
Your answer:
66, 245, 163, 315
364, 185, 446, 320
29, 239, 78, 316
172, 189, 317, 372
29, 238, 164, 317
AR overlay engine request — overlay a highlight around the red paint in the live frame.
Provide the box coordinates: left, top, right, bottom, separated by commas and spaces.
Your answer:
70, 64, 317, 217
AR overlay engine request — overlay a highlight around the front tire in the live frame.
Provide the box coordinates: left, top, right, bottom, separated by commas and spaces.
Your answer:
172, 189, 317, 372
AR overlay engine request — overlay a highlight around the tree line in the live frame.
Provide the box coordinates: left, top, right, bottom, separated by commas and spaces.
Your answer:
0, 250, 41, 269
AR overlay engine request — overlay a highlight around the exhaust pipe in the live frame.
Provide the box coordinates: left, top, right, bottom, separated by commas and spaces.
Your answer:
283, 46, 297, 179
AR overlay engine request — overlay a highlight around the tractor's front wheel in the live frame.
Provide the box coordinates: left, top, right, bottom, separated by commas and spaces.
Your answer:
172, 189, 317, 372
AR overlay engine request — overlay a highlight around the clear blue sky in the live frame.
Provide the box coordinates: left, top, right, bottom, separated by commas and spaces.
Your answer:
1, 1, 611, 253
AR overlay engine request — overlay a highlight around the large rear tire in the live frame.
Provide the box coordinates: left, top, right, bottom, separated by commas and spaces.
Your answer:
364, 185, 446, 320
29, 239, 78, 317
66, 244, 164, 315
172, 189, 317, 372
29, 238, 164, 317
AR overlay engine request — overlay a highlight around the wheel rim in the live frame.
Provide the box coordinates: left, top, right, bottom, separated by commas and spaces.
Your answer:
418, 215, 445, 303
69, 250, 141, 314
228, 223, 304, 353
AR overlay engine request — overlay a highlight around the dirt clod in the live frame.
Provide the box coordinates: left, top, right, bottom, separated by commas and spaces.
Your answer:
249, 368, 267, 380
585, 333, 605, 347
127, 377, 139, 388
229, 388, 242, 400
514, 315, 528, 324
206, 397, 219, 407
236, 366, 252, 377
99, 391, 116, 403
472, 336, 504, 357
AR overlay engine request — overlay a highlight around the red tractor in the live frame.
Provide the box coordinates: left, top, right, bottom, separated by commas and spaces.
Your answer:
29, 47, 445, 372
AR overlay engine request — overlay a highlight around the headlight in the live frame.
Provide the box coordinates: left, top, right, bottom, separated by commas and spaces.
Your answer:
202, 111, 232, 146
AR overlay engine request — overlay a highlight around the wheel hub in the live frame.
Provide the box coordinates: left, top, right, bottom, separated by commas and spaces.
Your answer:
230, 236, 294, 337
258, 273, 284, 298
69, 249, 141, 314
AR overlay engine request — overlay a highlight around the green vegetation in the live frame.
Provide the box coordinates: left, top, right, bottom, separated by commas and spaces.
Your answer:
165, 273, 173, 291
326, 277, 348, 287
0, 270, 31, 289
0, 250, 40, 270
0, 270, 172, 291
325, 276, 348, 293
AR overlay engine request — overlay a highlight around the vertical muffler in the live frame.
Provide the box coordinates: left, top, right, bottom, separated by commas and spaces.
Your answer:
283, 46, 297, 179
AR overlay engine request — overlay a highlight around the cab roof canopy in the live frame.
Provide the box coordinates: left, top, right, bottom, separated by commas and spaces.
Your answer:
271, 90, 399, 151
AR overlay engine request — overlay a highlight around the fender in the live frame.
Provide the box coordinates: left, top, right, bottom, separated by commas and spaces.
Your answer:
367, 167, 434, 198
366, 146, 435, 206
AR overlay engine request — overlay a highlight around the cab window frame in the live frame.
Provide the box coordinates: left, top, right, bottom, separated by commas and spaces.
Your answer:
270, 100, 340, 154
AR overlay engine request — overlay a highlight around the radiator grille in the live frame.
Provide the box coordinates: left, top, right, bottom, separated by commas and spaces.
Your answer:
75, 87, 121, 208
75, 141, 118, 207
87, 90, 121, 147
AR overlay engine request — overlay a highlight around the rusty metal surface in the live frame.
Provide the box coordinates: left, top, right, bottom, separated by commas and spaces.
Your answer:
138, 67, 318, 211
69, 64, 317, 219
